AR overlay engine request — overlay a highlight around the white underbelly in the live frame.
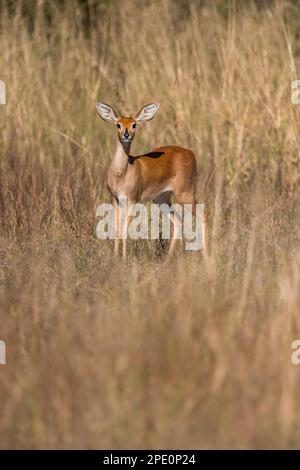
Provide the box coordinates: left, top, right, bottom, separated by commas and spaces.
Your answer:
142, 185, 173, 202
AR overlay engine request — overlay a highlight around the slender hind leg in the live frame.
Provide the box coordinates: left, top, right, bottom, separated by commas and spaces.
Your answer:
174, 191, 208, 258
154, 192, 182, 259
161, 203, 183, 259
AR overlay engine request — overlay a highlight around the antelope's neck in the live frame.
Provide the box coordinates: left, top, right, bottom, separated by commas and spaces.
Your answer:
111, 141, 131, 177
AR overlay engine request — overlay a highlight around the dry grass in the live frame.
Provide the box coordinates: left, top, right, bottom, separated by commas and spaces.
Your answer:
1, 0, 300, 449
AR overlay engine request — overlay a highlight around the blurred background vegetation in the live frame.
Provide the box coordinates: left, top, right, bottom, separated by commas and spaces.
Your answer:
1, 0, 300, 449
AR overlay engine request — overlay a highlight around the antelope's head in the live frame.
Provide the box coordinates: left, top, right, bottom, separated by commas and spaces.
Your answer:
96, 102, 160, 147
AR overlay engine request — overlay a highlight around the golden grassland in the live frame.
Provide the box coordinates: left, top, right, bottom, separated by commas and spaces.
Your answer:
1, 0, 300, 448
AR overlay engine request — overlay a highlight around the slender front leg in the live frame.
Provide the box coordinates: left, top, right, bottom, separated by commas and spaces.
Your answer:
113, 198, 120, 258
122, 201, 132, 261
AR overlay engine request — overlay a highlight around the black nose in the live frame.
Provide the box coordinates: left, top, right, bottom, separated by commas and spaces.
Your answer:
124, 128, 129, 139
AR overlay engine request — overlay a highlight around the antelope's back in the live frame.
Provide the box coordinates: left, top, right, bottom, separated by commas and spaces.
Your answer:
136, 145, 197, 186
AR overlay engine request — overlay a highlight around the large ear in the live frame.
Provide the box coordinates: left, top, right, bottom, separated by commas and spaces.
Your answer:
96, 102, 118, 123
135, 103, 160, 123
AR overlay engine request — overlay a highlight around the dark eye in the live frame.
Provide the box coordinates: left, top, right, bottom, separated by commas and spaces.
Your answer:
132, 123, 136, 129
117, 123, 121, 129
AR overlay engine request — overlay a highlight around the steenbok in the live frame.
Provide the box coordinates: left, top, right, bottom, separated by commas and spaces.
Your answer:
96, 102, 207, 260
